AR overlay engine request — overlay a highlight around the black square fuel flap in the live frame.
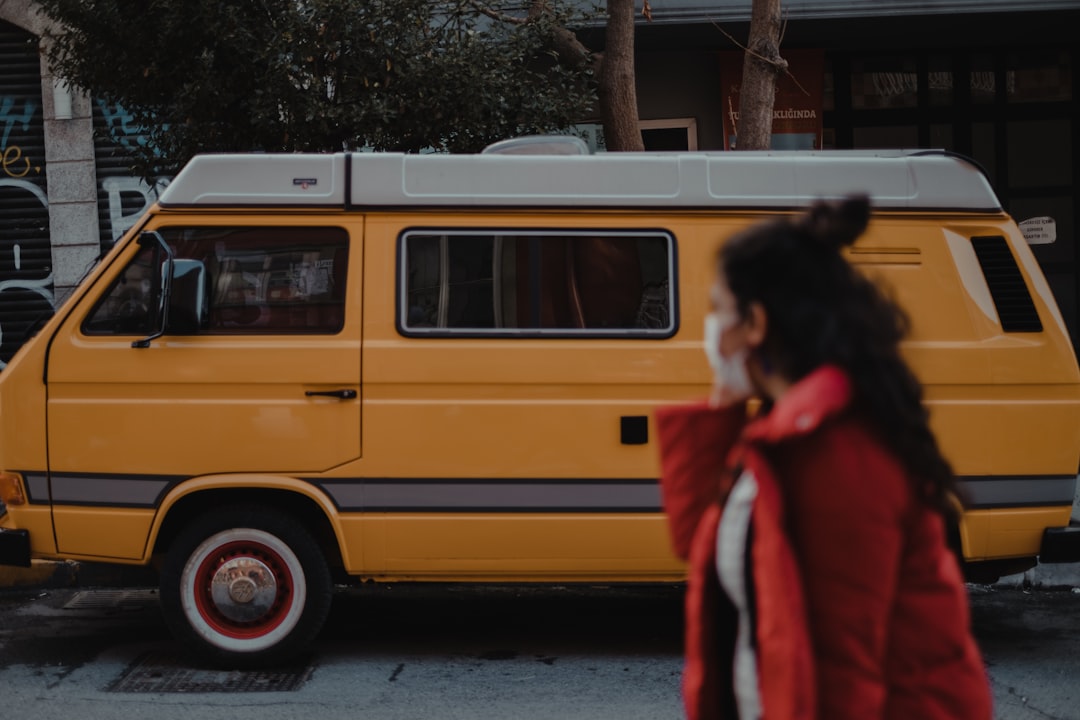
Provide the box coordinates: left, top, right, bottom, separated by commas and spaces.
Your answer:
620, 416, 649, 445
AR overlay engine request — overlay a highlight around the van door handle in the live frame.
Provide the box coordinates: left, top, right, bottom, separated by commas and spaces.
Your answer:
305, 389, 357, 399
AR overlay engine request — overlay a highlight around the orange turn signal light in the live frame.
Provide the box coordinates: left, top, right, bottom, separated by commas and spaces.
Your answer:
0, 472, 26, 506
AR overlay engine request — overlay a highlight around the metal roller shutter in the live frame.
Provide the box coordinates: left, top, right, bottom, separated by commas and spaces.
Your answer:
0, 21, 54, 370
92, 101, 168, 251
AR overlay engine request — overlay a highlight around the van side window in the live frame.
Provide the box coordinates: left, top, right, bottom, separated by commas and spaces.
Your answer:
83, 226, 349, 335
82, 241, 162, 336
400, 230, 675, 336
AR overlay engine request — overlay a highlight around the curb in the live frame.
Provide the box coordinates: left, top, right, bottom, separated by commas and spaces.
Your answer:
996, 562, 1080, 591
0, 560, 73, 590
0, 559, 158, 591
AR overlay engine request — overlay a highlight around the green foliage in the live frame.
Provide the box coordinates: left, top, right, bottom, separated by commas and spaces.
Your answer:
38, 0, 597, 175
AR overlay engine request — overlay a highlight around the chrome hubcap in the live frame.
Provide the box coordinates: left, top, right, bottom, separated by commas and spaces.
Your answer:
209, 556, 278, 623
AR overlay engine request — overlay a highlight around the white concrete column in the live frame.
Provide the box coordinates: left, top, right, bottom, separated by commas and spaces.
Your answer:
39, 36, 101, 307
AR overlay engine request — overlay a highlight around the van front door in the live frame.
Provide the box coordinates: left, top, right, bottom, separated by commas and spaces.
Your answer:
44, 222, 361, 559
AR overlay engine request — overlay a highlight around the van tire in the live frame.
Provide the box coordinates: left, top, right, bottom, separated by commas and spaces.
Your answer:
159, 506, 332, 667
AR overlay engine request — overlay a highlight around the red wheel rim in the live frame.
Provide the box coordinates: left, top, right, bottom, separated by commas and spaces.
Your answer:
191, 539, 295, 640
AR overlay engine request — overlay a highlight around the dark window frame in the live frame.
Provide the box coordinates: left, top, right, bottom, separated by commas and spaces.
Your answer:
81, 225, 350, 337
395, 227, 679, 339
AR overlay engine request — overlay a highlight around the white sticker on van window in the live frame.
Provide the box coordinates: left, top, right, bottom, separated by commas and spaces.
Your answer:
1019, 216, 1056, 245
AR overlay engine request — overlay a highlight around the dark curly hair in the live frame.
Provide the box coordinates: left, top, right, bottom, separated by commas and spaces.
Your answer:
718, 194, 960, 517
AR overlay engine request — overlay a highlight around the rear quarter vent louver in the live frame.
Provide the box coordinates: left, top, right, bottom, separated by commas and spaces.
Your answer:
971, 235, 1043, 332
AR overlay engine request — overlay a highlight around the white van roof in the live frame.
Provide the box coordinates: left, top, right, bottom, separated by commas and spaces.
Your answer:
156, 147, 1002, 212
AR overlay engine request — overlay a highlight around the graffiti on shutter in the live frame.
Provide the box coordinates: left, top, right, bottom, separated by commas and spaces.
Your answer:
0, 21, 54, 370
93, 101, 171, 250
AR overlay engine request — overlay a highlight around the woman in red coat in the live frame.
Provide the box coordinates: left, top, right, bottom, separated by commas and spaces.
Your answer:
656, 195, 993, 720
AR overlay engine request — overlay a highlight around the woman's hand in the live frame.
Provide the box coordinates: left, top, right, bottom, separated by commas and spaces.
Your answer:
709, 379, 752, 409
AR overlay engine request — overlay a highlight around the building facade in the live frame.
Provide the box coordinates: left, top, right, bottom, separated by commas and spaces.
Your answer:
2, 0, 1079, 366
624, 0, 1080, 352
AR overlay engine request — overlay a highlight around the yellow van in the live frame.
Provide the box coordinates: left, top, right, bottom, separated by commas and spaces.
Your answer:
2, 141, 1078, 665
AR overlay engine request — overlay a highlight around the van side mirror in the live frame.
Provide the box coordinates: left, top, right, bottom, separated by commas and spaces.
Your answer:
166, 259, 208, 334
132, 231, 174, 348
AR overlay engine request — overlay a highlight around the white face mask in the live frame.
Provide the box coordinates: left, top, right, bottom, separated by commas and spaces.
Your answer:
703, 312, 754, 400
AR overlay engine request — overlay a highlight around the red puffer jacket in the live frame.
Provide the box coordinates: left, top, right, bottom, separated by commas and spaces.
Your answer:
655, 366, 993, 720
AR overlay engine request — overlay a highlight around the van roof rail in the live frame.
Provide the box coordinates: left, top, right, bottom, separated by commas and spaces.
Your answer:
157, 147, 1002, 213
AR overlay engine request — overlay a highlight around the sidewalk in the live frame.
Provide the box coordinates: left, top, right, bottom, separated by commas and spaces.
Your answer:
998, 561, 1080, 590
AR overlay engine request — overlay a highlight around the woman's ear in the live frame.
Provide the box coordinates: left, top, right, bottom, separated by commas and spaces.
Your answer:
745, 301, 768, 348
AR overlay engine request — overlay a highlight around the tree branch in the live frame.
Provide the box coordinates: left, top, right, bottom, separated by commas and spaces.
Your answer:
469, 0, 527, 25
711, 19, 808, 96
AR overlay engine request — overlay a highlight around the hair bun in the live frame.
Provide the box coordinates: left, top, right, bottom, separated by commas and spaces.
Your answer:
798, 194, 871, 250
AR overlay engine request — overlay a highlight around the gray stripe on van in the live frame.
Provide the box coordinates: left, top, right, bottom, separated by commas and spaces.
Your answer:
316, 479, 662, 512
29, 473, 1076, 513
958, 475, 1077, 509
23, 473, 50, 504
49, 474, 173, 508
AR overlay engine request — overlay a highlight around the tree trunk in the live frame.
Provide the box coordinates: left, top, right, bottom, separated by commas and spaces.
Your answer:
599, 0, 643, 151
735, 0, 786, 150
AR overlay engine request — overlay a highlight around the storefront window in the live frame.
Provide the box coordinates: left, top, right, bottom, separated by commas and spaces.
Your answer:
1007, 50, 1071, 104
822, 127, 836, 150
972, 122, 997, 180
851, 57, 918, 109
971, 54, 997, 104
930, 125, 953, 151
928, 56, 952, 106
823, 60, 834, 112
1007, 119, 1072, 188
853, 126, 918, 149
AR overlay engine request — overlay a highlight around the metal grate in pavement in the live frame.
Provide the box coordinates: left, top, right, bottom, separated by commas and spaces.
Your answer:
108, 651, 314, 693
62, 589, 158, 611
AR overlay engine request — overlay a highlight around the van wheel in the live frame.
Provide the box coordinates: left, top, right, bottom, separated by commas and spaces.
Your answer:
160, 506, 332, 667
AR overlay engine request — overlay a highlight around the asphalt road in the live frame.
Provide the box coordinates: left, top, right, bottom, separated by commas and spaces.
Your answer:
0, 583, 1077, 719
969, 584, 1080, 719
